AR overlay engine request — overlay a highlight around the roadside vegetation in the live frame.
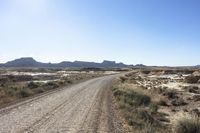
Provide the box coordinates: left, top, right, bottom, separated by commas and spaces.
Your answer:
112, 76, 169, 132
0, 68, 117, 106
175, 115, 200, 133
112, 68, 200, 133
0, 76, 75, 106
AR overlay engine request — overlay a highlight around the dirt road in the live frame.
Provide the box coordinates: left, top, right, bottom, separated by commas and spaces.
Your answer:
0, 75, 124, 133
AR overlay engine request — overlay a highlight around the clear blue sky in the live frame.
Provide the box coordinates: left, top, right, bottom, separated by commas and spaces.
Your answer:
0, 0, 200, 66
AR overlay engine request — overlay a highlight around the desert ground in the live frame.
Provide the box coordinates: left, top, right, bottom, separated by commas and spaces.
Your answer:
112, 68, 200, 133
0, 68, 121, 107
0, 68, 126, 133
0, 67, 200, 133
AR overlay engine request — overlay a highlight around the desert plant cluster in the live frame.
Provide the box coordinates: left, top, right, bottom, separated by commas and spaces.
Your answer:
112, 68, 200, 133
0, 68, 118, 106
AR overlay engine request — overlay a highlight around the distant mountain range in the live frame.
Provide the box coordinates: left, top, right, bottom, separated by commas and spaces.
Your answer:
0, 57, 135, 68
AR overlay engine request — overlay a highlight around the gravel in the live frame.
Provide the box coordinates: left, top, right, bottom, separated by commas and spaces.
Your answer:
0, 75, 124, 133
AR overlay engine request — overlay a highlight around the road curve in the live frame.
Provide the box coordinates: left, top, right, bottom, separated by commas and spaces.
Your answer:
0, 75, 124, 133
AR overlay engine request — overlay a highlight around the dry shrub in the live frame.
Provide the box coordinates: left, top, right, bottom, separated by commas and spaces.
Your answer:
18, 88, 33, 98
185, 75, 200, 84
171, 98, 187, 106
183, 86, 200, 94
113, 89, 151, 106
175, 115, 200, 133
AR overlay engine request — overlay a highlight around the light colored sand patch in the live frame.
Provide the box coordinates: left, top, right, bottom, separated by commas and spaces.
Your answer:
62, 71, 88, 74
161, 82, 200, 90
31, 79, 60, 83
61, 74, 70, 77
2, 72, 56, 76
161, 82, 183, 90
148, 74, 189, 80
103, 71, 120, 75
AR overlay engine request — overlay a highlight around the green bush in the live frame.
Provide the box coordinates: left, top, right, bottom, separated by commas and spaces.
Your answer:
149, 103, 159, 114
176, 116, 200, 133
113, 89, 151, 106
27, 82, 40, 89
62, 77, 73, 84
43, 81, 59, 89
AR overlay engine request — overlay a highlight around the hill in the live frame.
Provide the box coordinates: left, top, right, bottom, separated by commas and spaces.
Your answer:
1, 57, 134, 68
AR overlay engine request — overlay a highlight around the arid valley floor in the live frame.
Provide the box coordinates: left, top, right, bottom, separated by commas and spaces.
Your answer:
0, 68, 200, 133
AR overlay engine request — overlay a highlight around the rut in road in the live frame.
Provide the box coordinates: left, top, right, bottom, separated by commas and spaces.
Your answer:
0, 75, 125, 133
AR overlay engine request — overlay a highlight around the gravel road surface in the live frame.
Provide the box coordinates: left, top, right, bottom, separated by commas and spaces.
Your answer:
0, 75, 124, 133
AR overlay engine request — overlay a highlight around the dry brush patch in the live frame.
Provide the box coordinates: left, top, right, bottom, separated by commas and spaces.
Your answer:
0, 69, 106, 106
112, 75, 170, 133
184, 75, 200, 84
174, 113, 200, 133
114, 69, 200, 133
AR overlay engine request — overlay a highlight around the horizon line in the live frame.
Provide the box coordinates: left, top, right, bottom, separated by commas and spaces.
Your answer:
0, 57, 199, 67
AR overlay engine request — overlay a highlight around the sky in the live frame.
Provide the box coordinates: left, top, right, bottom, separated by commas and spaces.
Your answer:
0, 0, 200, 66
